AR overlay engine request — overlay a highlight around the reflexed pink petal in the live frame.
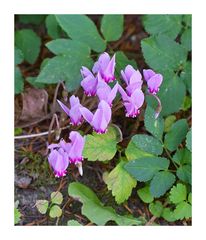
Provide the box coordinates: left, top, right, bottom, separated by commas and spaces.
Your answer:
131, 89, 145, 109
79, 107, 93, 124
57, 99, 70, 116
98, 100, 111, 124
103, 54, 116, 82
147, 74, 163, 94
69, 95, 80, 108
143, 69, 156, 82
129, 71, 142, 85
107, 82, 119, 106
118, 84, 129, 101
81, 74, 98, 96
81, 66, 93, 78
69, 104, 83, 126
91, 109, 108, 133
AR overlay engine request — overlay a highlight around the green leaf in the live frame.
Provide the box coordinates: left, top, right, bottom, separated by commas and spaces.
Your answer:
144, 105, 164, 140
68, 182, 144, 226
67, 220, 82, 226
177, 165, 191, 184
164, 119, 188, 151
46, 39, 90, 56
55, 15, 106, 52
124, 157, 169, 182
14, 208, 21, 224
101, 15, 124, 41
188, 192, 192, 204
186, 129, 192, 152
141, 34, 187, 73
143, 15, 182, 39
83, 126, 118, 161
169, 183, 187, 204
15, 128, 23, 136
164, 115, 176, 132
137, 185, 154, 203
18, 15, 45, 25
162, 208, 176, 222
182, 15, 191, 27
128, 134, 163, 156
36, 54, 93, 91
150, 171, 176, 198
181, 95, 191, 111
15, 47, 24, 65
45, 15, 62, 39
181, 28, 191, 51
104, 159, 137, 204
149, 201, 163, 217
49, 205, 62, 218
172, 148, 191, 165
36, 200, 49, 214
15, 66, 24, 94
180, 61, 191, 95
51, 191, 63, 205
15, 29, 41, 64
26, 77, 45, 89
173, 201, 191, 220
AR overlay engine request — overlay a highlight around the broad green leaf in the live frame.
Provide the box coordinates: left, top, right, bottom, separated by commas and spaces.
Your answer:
162, 208, 176, 222
169, 183, 187, 204
143, 15, 182, 39
104, 159, 137, 204
181, 28, 191, 51
188, 193, 192, 204
124, 157, 169, 182
45, 15, 62, 39
26, 77, 45, 89
173, 201, 191, 220
128, 134, 163, 156
150, 171, 176, 198
36, 200, 49, 214
164, 119, 188, 151
46, 39, 90, 56
36, 54, 93, 91
144, 105, 164, 140
67, 220, 82, 226
83, 126, 118, 161
15, 29, 41, 64
51, 191, 63, 205
182, 15, 191, 28
15, 47, 24, 65
149, 201, 163, 217
56, 15, 106, 52
101, 15, 124, 41
15, 67, 24, 94
49, 205, 62, 218
164, 115, 176, 132
172, 148, 191, 165
180, 61, 191, 95
186, 129, 192, 152
68, 182, 144, 226
18, 15, 45, 25
177, 165, 191, 184
137, 185, 154, 203
181, 95, 191, 111
141, 34, 187, 73
14, 208, 21, 224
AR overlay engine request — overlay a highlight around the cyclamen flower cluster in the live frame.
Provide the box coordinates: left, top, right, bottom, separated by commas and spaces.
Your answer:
48, 52, 163, 177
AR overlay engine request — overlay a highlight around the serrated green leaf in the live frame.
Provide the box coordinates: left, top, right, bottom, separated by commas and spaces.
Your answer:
15, 47, 24, 65
18, 15, 45, 25
36, 200, 49, 214
101, 15, 123, 41
137, 185, 154, 203
51, 191, 63, 205
177, 165, 191, 184
49, 205, 62, 218
164, 115, 176, 132
124, 157, 169, 182
144, 105, 164, 140
83, 126, 118, 161
45, 15, 62, 39
181, 28, 191, 51
68, 182, 144, 226
149, 201, 163, 217
164, 119, 188, 151
55, 15, 106, 52
169, 183, 187, 204
67, 220, 82, 226
143, 15, 182, 39
15, 66, 24, 94
162, 208, 176, 222
172, 148, 191, 165
150, 171, 176, 198
14, 208, 21, 224
186, 129, 192, 152
15, 29, 41, 64
104, 159, 137, 204
173, 201, 191, 220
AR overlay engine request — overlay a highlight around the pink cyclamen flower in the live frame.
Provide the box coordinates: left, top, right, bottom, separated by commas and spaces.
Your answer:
118, 85, 144, 118
121, 65, 143, 96
80, 66, 98, 96
80, 100, 111, 134
57, 96, 83, 126
143, 69, 163, 95
92, 52, 116, 83
96, 73, 119, 107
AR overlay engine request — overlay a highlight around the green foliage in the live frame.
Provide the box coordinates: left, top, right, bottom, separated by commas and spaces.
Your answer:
68, 182, 145, 226
137, 185, 154, 203
144, 105, 164, 140
180, 61, 191, 95
176, 164, 191, 184
55, 15, 106, 52
15, 29, 41, 64
101, 15, 124, 42
15, 128, 23, 136
49, 205, 62, 218
173, 201, 191, 220
45, 15, 62, 39
51, 191, 63, 205
164, 119, 188, 151
181, 96, 192, 111
162, 208, 176, 222
164, 115, 176, 133
67, 220, 82, 226
186, 129, 192, 152
172, 148, 191, 165
169, 183, 187, 204
26, 77, 45, 89
181, 28, 191, 51
104, 159, 137, 204
15, 47, 24, 65
83, 126, 118, 161
149, 201, 163, 217
14, 207, 21, 224
15, 67, 24, 94
36, 200, 49, 214
18, 15, 45, 25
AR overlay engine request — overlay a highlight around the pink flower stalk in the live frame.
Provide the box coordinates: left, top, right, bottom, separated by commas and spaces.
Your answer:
92, 52, 116, 83
80, 66, 98, 96
121, 65, 143, 96
118, 85, 144, 118
80, 100, 112, 134
57, 96, 83, 126
96, 73, 119, 107
143, 69, 163, 95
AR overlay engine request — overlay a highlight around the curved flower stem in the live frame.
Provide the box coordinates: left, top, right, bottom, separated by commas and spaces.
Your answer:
147, 93, 162, 119
48, 113, 61, 143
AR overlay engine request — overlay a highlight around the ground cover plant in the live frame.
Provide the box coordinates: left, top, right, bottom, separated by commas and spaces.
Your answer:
15, 14, 192, 226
